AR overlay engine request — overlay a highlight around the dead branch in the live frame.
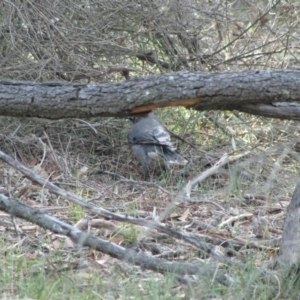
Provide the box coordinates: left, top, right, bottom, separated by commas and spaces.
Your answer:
0, 194, 234, 286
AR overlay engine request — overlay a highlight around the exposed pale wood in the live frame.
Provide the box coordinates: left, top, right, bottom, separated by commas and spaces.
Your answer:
131, 97, 200, 113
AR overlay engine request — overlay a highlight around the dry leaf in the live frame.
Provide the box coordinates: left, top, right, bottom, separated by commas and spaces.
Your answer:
76, 166, 88, 180
178, 208, 190, 221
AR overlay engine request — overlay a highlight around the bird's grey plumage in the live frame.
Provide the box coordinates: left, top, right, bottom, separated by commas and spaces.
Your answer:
128, 113, 187, 179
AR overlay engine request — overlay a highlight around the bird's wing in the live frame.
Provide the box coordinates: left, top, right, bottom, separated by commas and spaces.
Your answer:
128, 128, 157, 144
152, 126, 173, 147
130, 125, 174, 147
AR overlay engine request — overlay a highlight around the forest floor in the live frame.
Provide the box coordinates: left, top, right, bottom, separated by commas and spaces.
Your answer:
0, 109, 299, 299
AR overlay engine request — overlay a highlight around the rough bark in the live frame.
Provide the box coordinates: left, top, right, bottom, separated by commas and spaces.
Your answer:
0, 69, 300, 119
278, 180, 300, 266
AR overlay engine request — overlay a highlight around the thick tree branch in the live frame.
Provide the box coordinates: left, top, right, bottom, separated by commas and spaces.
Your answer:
0, 69, 300, 119
238, 103, 300, 120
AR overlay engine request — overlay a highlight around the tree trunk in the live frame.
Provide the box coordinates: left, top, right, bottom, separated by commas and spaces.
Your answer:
278, 180, 300, 266
0, 69, 300, 120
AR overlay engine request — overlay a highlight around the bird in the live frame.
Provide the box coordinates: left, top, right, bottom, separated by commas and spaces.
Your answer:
127, 113, 187, 179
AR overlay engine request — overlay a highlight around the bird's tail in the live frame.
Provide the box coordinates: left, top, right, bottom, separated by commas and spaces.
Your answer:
163, 148, 188, 165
